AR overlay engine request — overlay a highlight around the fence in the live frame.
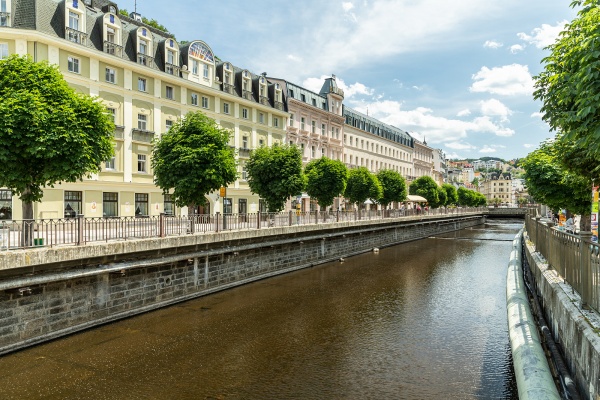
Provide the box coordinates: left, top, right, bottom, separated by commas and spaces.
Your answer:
525, 211, 600, 314
0, 207, 488, 251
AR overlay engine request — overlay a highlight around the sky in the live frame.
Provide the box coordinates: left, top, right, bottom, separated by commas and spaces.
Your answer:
122, 0, 578, 161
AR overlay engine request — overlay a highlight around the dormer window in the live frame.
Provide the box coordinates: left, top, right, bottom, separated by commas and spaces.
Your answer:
1, 0, 11, 27
65, 2, 87, 45
136, 28, 154, 68
187, 41, 215, 86
164, 41, 180, 76
103, 14, 123, 57
109, 5, 116, 13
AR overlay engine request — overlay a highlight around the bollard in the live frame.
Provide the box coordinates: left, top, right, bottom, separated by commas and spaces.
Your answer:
77, 214, 84, 245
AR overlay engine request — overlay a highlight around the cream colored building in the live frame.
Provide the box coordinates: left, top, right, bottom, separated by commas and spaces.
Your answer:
413, 139, 434, 180
1, 0, 287, 220
480, 173, 512, 205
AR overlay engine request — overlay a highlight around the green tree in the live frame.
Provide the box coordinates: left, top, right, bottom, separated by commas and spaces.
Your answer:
471, 177, 480, 187
522, 140, 591, 230
344, 167, 382, 207
120, 9, 171, 33
457, 187, 475, 207
246, 144, 305, 212
152, 111, 237, 209
305, 157, 347, 208
437, 186, 448, 207
534, 0, 600, 177
491, 197, 502, 207
409, 176, 441, 208
0, 55, 114, 244
376, 169, 407, 207
441, 183, 458, 206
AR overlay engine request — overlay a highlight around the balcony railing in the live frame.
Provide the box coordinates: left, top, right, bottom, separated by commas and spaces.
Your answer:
330, 87, 345, 97
104, 41, 123, 58
132, 128, 155, 143
242, 90, 254, 101
137, 53, 154, 69
65, 27, 88, 45
223, 83, 235, 95
238, 147, 251, 158
0, 12, 10, 27
259, 96, 270, 106
165, 63, 181, 77
113, 126, 125, 140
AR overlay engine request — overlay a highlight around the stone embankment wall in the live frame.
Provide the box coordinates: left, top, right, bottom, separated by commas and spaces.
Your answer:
0, 215, 484, 355
524, 238, 600, 400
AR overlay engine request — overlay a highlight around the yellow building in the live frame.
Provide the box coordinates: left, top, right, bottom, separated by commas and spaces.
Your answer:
1, 0, 288, 220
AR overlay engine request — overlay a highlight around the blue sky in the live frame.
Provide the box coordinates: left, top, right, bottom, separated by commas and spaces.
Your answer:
122, 0, 577, 160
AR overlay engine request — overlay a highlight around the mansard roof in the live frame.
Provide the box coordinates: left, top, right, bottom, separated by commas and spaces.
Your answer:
343, 106, 414, 148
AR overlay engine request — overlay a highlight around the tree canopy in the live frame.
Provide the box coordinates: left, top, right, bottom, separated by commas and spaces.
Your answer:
457, 187, 486, 207
522, 140, 591, 219
0, 55, 114, 212
409, 176, 442, 208
441, 183, 458, 206
376, 169, 407, 206
246, 144, 305, 212
305, 157, 348, 208
344, 167, 382, 206
151, 111, 237, 208
533, 0, 600, 178
119, 9, 171, 34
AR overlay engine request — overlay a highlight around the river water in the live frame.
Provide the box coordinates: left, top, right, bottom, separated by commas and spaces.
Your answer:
0, 220, 520, 399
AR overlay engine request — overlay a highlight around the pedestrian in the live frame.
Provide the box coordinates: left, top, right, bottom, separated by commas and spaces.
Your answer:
565, 216, 575, 234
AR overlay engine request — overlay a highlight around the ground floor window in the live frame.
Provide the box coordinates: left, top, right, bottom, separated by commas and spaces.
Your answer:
64, 191, 82, 218
223, 198, 232, 214
103, 192, 118, 217
238, 198, 247, 214
0, 190, 12, 220
135, 193, 148, 217
164, 194, 174, 216
259, 199, 267, 213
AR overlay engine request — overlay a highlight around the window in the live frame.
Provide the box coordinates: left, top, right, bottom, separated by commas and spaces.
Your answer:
201, 96, 209, 109
135, 193, 148, 216
139, 39, 147, 55
67, 56, 80, 73
68, 11, 79, 30
203, 64, 209, 79
223, 102, 230, 114
321, 148, 325, 157
311, 146, 315, 158
223, 198, 232, 214
105, 156, 116, 170
239, 198, 247, 214
165, 119, 173, 132
137, 154, 147, 172
259, 139, 264, 147
137, 114, 147, 130
165, 85, 174, 100
0, 43, 8, 59
322, 101, 326, 110
164, 194, 174, 216
167, 49, 175, 65
64, 191, 82, 218
0, 190, 12, 220
138, 77, 147, 92
311, 121, 316, 133
105, 67, 116, 84
192, 60, 198, 75
103, 192, 118, 217
242, 136, 248, 149
321, 124, 325, 135
259, 113, 264, 124
312, 98, 316, 107
191, 93, 198, 106
273, 117, 279, 127
0, 0, 8, 27
301, 94, 306, 102
301, 117, 305, 130
241, 165, 248, 180
242, 108, 248, 119
290, 114, 294, 126
106, 26, 115, 44
106, 107, 116, 124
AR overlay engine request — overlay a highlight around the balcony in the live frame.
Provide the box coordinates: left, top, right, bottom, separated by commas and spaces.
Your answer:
0, 12, 10, 27
274, 101, 284, 111
259, 96, 270, 106
113, 125, 125, 140
132, 128, 155, 143
310, 131, 320, 139
223, 83, 235, 95
330, 87, 345, 97
137, 53, 154, 69
288, 125, 298, 134
65, 27, 88, 45
104, 41, 123, 58
242, 90, 254, 101
165, 63, 181, 77
238, 147, 251, 158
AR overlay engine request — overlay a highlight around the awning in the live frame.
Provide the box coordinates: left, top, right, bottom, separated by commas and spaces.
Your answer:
406, 195, 428, 202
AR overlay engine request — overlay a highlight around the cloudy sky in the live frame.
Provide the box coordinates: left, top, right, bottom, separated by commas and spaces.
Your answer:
123, 0, 577, 160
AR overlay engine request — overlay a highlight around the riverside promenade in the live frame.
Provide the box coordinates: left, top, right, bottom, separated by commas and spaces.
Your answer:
0, 207, 501, 355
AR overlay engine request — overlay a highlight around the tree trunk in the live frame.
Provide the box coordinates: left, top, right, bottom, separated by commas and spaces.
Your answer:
21, 188, 34, 247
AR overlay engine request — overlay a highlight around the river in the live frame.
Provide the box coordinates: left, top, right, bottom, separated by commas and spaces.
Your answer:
0, 220, 520, 399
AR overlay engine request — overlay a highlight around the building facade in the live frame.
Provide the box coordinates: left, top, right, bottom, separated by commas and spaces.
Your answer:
0, 0, 287, 219
480, 173, 512, 205
412, 139, 434, 180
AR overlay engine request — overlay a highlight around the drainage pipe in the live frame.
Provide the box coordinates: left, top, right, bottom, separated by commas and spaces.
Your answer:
506, 230, 560, 399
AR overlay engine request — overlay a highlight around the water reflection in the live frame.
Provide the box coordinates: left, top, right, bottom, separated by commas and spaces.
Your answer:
0, 220, 520, 399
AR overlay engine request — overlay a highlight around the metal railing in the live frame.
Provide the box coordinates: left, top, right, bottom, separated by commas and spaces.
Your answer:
525, 212, 600, 314
0, 207, 487, 251
103, 41, 123, 57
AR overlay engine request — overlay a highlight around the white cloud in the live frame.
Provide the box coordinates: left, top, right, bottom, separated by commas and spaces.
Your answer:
445, 141, 476, 150
445, 152, 465, 160
287, 54, 302, 62
479, 145, 497, 153
480, 99, 512, 121
302, 75, 374, 98
484, 40, 503, 49
509, 44, 524, 54
517, 20, 568, 49
457, 109, 471, 117
530, 112, 543, 118
470, 64, 533, 96
342, 2, 354, 12
523, 143, 535, 148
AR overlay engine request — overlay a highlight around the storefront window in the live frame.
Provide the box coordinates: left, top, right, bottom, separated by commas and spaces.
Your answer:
135, 193, 148, 217
103, 192, 118, 217
0, 190, 12, 220
64, 191, 82, 218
